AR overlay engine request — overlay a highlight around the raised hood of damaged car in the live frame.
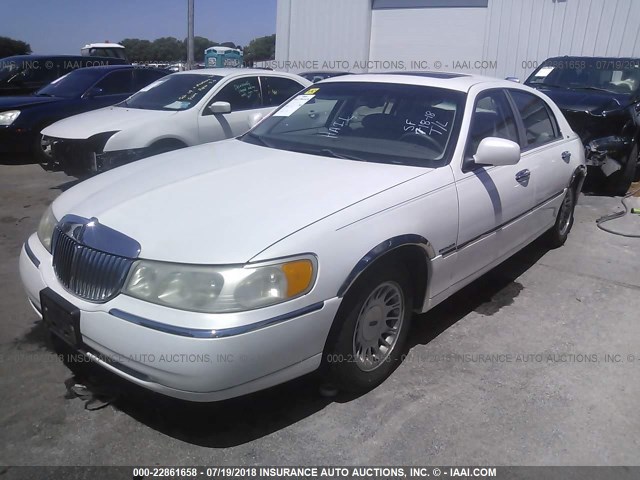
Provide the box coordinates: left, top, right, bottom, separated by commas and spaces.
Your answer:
533, 86, 638, 144
534, 86, 633, 115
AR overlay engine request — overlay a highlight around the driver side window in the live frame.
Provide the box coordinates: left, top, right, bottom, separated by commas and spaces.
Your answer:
466, 90, 519, 159
208, 76, 262, 113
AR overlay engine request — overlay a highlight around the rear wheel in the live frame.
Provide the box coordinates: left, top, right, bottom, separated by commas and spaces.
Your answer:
544, 187, 575, 248
324, 262, 413, 393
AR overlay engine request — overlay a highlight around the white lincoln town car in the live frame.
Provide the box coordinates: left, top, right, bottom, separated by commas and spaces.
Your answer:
20, 72, 586, 402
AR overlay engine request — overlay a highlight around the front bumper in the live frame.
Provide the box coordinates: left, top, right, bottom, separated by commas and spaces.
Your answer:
51, 137, 148, 176
0, 125, 33, 154
584, 136, 634, 176
19, 234, 341, 402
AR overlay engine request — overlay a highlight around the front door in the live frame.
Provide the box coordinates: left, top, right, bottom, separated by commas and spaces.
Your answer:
197, 76, 272, 144
452, 89, 536, 287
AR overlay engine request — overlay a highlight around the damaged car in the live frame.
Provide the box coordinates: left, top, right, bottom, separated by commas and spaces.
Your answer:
526, 56, 640, 195
42, 69, 310, 176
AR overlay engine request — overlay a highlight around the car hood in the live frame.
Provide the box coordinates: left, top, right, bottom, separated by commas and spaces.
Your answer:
531, 85, 632, 115
0, 95, 61, 110
42, 105, 177, 139
52, 139, 430, 264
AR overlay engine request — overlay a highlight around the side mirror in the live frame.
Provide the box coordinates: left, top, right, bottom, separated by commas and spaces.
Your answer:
84, 87, 104, 98
473, 137, 521, 166
208, 101, 231, 114
505, 76, 520, 83
248, 112, 264, 129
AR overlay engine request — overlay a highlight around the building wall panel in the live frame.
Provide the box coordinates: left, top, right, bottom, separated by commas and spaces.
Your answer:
277, 0, 640, 80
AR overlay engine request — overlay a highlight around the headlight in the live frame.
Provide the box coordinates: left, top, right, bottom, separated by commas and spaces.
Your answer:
37, 205, 58, 252
0, 110, 20, 126
123, 256, 316, 313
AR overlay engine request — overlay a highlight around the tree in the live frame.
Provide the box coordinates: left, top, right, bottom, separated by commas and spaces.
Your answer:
119, 36, 243, 63
151, 37, 186, 62
191, 36, 218, 62
244, 34, 275, 65
120, 38, 154, 62
0, 36, 32, 58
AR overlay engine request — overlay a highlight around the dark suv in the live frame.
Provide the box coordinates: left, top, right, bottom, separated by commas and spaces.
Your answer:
525, 56, 640, 195
0, 55, 127, 96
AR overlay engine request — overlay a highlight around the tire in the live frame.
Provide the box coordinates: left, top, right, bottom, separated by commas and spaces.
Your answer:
605, 144, 638, 196
148, 140, 185, 157
32, 132, 55, 169
544, 187, 575, 248
324, 261, 413, 393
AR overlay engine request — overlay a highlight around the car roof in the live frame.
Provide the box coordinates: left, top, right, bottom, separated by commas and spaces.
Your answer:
319, 71, 517, 93
300, 70, 350, 75
171, 68, 303, 78
543, 55, 640, 61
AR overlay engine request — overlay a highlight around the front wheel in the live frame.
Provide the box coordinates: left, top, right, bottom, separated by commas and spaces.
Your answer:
33, 133, 55, 169
324, 262, 413, 393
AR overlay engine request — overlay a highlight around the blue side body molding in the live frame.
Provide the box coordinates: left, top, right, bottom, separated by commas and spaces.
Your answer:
337, 234, 434, 297
24, 241, 40, 267
109, 302, 325, 338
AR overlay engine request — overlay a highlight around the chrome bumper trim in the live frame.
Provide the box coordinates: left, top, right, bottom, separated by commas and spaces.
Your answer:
109, 301, 325, 339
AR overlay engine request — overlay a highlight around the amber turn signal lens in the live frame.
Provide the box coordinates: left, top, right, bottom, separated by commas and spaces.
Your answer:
281, 260, 314, 297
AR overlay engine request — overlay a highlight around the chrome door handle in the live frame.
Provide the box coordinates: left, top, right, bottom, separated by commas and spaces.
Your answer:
561, 151, 571, 162
515, 169, 531, 183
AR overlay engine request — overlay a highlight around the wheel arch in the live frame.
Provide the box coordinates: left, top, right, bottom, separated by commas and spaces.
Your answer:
148, 137, 188, 149
336, 234, 434, 312
569, 164, 587, 198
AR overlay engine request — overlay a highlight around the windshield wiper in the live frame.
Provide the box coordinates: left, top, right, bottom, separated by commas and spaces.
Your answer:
533, 83, 567, 89
244, 132, 275, 148
317, 148, 366, 162
570, 86, 614, 93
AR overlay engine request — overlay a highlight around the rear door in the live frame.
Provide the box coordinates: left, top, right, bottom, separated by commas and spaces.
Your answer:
508, 89, 575, 233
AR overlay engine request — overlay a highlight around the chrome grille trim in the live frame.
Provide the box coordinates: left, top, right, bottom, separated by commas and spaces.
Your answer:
51, 226, 135, 303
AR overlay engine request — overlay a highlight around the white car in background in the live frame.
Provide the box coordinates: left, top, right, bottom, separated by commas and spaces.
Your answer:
42, 68, 311, 174
21, 73, 585, 402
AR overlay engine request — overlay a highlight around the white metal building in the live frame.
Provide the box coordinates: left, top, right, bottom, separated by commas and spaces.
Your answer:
275, 0, 640, 80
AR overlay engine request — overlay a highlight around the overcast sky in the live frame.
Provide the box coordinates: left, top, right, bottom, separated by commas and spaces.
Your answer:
0, 0, 277, 53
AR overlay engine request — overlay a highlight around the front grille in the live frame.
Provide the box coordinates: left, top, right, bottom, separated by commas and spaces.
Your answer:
51, 227, 134, 303
51, 139, 97, 175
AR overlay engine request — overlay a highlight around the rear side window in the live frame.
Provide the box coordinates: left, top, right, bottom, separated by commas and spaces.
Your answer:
466, 90, 519, 158
133, 69, 167, 91
94, 70, 134, 95
261, 76, 305, 107
509, 90, 560, 148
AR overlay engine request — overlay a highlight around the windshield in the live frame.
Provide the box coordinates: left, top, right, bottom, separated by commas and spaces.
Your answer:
526, 59, 640, 95
242, 82, 464, 167
36, 68, 107, 98
121, 74, 222, 111
0, 57, 28, 83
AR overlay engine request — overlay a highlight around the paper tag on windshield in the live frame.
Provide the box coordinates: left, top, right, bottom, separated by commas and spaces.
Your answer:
536, 66, 555, 78
273, 94, 315, 116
